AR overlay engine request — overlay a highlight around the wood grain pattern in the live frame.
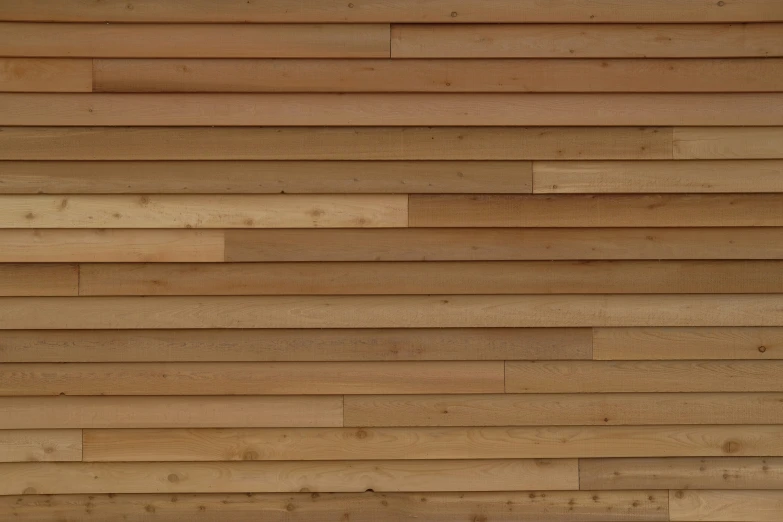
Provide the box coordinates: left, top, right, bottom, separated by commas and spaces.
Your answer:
92, 58, 783, 92
0, 396, 343, 429
0, 431, 81, 463
0, 127, 672, 160
0, 161, 531, 194
3, 295, 783, 329
0, 58, 92, 92
344, 393, 783, 426
2, 93, 780, 126
0, 230, 223, 262
533, 160, 783, 193
593, 327, 783, 360
392, 23, 783, 58
83, 425, 783, 461
670, 490, 783, 521
0, 23, 390, 58
580, 457, 783, 490
226, 228, 783, 261
674, 127, 783, 159
0, 362, 504, 395
0, 264, 77, 296
78, 261, 783, 295
0, 328, 591, 362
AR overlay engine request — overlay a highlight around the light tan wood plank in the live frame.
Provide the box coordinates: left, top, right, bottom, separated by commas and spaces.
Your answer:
84, 425, 783, 462
674, 127, 783, 159
0, 127, 671, 160
534, 160, 783, 193
0, 195, 406, 228
392, 23, 783, 58
2, 93, 779, 126
3, 295, 783, 329
593, 327, 783, 360
0, 430, 81, 463
0, 491, 668, 522
78, 261, 783, 295
580, 457, 783, 490
0, 264, 77, 296
0, 460, 577, 495
670, 490, 783, 521
345, 393, 783, 427
0, 230, 223, 262
0, 328, 591, 362
0, 160, 530, 194
0, 58, 91, 92
0, 362, 504, 395
506, 361, 783, 393
92, 58, 783, 92
0, 396, 342, 429
226, 228, 783, 261
410, 194, 783, 227
0, 23, 390, 58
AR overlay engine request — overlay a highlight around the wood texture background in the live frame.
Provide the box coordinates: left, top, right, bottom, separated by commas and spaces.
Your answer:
1, 1, 782, 520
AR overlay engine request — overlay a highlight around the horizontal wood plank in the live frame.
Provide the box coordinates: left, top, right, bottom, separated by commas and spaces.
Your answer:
0, 127, 672, 160
0, 160, 531, 194
0, 460, 578, 495
580, 457, 783, 490
506, 361, 783, 393
78, 261, 783, 295
226, 228, 783, 261
0, 58, 92, 92
0, 362, 504, 395
2, 93, 779, 126
670, 490, 783, 521
0, 264, 77, 296
92, 58, 783, 92
0, 230, 223, 262
674, 127, 783, 159
3, 295, 783, 329
533, 160, 783, 193
392, 23, 783, 58
0, 23, 390, 58
0, 396, 342, 429
410, 194, 783, 227
0, 430, 81, 463
593, 327, 783, 360
84, 425, 783, 461
344, 393, 783, 426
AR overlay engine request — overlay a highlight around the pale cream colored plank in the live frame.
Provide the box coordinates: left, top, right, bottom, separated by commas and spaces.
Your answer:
0, 430, 81, 463
674, 127, 783, 159
670, 490, 783, 521
0, 264, 77, 296
0, 58, 92, 92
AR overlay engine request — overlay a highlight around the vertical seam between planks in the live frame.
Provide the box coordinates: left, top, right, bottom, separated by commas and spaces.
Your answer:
341, 395, 345, 427
80, 429, 84, 462
90, 58, 95, 92
503, 360, 507, 393
76, 263, 81, 296
388, 24, 392, 58
590, 327, 595, 360
577, 458, 581, 490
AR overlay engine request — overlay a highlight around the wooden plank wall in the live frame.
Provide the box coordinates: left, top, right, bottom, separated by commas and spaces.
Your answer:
0, 1, 782, 520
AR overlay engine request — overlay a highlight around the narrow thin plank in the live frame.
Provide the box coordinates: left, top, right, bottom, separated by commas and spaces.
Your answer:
3, 295, 783, 329
226, 228, 783, 261
0, 58, 91, 92
0, 230, 224, 262
0, 161, 531, 194
0, 23, 390, 58
670, 490, 783, 521
0, 491, 666, 522
0, 396, 342, 429
0, 430, 81, 463
593, 327, 783, 360
410, 194, 783, 227
580, 457, 783, 490
0, 195, 406, 228
0, 264, 77, 296
392, 24, 783, 58
92, 58, 783, 93
674, 128, 783, 159
533, 160, 783, 193
344, 393, 783, 427
506, 361, 783, 393
0, 361, 504, 395
0, 328, 591, 362
84, 425, 783, 462
0, 460, 578, 495
0, 127, 672, 160
78, 261, 783, 295
2, 93, 779, 126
